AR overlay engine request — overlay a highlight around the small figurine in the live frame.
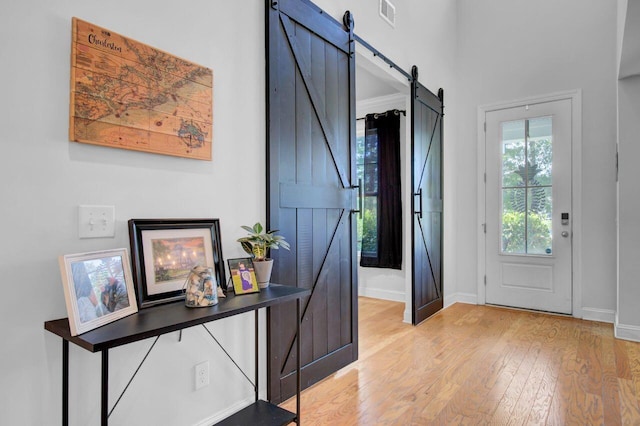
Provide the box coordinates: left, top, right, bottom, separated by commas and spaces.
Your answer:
183, 265, 219, 307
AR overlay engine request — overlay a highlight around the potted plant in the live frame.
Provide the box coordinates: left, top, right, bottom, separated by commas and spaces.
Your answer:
237, 222, 290, 288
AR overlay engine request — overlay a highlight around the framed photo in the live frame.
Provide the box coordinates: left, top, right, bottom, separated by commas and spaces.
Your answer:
227, 257, 260, 295
58, 248, 138, 336
129, 219, 226, 308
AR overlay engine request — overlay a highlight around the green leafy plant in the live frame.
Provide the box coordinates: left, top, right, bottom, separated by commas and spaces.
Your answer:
237, 222, 290, 261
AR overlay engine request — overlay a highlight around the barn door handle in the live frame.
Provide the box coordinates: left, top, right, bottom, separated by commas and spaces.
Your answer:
414, 188, 423, 219
351, 179, 363, 218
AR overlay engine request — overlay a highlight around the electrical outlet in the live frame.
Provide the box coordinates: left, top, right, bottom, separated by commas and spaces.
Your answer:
195, 361, 210, 390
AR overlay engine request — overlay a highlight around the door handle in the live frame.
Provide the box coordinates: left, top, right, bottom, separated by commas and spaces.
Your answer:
561, 231, 569, 238
414, 188, 423, 219
351, 178, 363, 219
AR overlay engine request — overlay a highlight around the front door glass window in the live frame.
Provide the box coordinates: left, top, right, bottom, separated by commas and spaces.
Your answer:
501, 117, 553, 255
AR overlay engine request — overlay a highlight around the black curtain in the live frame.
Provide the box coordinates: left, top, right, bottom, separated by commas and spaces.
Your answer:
360, 110, 402, 269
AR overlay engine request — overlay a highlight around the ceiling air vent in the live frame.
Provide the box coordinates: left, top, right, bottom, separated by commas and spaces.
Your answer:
379, 0, 396, 28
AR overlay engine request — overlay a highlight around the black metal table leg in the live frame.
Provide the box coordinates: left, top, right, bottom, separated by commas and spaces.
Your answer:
101, 349, 108, 426
255, 310, 259, 402
296, 297, 301, 424
62, 340, 69, 426
44, 284, 309, 426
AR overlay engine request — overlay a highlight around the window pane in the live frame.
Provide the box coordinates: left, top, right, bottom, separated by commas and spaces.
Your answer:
501, 117, 553, 256
364, 131, 378, 163
527, 117, 552, 186
356, 136, 365, 169
363, 129, 378, 195
364, 163, 378, 194
502, 120, 526, 187
356, 133, 365, 252
361, 196, 378, 256
528, 116, 552, 139
527, 181, 552, 219
502, 188, 526, 254
527, 187, 552, 255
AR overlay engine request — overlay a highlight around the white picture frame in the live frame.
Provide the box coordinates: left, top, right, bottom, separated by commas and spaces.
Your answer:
59, 248, 138, 336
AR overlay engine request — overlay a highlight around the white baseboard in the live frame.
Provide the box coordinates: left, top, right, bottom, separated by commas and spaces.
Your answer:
403, 309, 411, 324
581, 307, 615, 323
192, 397, 254, 426
443, 296, 615, 325
444, 292, 478, 308
358, 287, 405, 302
615, 315, 640, 342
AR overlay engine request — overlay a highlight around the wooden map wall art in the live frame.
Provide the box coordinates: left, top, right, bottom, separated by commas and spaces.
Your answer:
69, 18, 213, 160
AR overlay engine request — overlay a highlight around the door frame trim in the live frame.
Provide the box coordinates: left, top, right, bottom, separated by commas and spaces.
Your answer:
476, 89, 583, 318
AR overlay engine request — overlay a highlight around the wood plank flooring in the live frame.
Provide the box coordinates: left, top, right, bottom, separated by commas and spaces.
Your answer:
281, 298, 640, 425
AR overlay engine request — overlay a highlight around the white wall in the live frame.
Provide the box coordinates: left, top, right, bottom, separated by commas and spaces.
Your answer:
0, 0, 628, 423
0, 0, 458, 425
616, 0, 640, 343
618, 0, 629, 76
356, 94, 409, 306
317, 0, 459, 308
617, 74, 640, 340
456, 0, 618, 317
1, 0, 625, 423
1, 1, 266, 425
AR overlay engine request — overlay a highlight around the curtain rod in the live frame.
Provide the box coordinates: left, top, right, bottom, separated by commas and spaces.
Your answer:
357, 109, 406, 121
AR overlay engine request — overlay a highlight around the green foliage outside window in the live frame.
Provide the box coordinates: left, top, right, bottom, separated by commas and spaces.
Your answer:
501, 121, 553, 255
361, 208, 377, 255
356, 132, 379, 255
502, 211, 552, 254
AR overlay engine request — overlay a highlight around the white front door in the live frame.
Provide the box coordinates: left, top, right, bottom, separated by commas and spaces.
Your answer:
485, 99, 572, 314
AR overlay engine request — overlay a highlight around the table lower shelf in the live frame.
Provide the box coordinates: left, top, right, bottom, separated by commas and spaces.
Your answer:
215, 400, 296, 426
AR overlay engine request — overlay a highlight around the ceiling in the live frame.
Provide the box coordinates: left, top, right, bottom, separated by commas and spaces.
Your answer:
356, 61, 401, 101
355, 43, 409, 102
619, 0, 640, 79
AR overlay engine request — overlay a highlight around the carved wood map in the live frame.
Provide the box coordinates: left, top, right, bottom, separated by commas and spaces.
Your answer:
70, 18, 213, 160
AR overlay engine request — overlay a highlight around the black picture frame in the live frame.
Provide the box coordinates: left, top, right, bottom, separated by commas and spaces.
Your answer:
227, 257, 260, 295
128, 219, 226, 308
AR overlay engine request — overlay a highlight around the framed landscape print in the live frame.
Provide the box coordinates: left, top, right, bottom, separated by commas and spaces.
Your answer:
59, 248, 138, 336
129, 219, 225, 308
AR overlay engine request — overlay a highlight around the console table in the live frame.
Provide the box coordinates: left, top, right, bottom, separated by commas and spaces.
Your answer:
44, 284, 309, 426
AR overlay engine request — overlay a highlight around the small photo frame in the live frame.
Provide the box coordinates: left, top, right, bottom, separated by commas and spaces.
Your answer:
59, 248, 138, 336
128, 219, 226, 308
227, 258, 260, 295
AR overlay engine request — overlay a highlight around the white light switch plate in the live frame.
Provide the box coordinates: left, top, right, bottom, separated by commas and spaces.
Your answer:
78, 205, 115, 238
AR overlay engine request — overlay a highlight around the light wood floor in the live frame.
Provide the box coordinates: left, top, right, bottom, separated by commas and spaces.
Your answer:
281, 298, 640, 425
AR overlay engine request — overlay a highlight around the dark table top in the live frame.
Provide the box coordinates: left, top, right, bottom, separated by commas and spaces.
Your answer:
45, 284, 309, 352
